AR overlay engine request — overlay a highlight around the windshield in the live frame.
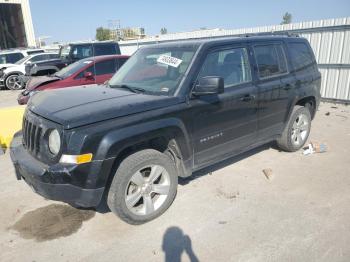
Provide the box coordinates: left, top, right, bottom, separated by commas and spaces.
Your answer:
59, 45, 71, 58
15, 56, 30, 65
55, 59, 93, 79
108, 46, 197, 95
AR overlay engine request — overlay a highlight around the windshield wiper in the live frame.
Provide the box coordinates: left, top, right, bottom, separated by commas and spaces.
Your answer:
109, 84, 146, 94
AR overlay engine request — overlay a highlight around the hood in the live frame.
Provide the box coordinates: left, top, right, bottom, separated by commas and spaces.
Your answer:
26, 75, 60, 91
27, 85, 181, 129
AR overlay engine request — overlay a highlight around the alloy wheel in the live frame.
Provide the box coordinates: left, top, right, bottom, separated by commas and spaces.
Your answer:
291, 113, 309, 146
124, 165, 171, 216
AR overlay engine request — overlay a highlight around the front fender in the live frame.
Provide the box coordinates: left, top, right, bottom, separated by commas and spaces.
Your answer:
95, 117, 192, 161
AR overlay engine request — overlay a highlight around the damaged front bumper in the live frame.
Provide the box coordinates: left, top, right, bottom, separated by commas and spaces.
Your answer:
10, 132, 105, 207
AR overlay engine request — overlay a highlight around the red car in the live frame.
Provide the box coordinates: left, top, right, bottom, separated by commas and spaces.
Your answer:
17, 54, 129, 105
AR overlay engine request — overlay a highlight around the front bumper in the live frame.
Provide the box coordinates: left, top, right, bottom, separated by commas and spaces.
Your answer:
10, 132, 104, 207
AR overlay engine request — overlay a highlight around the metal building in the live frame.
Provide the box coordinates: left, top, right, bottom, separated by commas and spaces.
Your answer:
0, 0, 35, 49
119, 17, 350, 102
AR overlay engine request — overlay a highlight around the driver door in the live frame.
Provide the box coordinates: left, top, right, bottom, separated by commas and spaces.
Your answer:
190, 45, 259, 168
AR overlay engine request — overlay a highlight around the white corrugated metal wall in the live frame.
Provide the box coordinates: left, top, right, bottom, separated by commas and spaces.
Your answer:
119, 17, 350, 101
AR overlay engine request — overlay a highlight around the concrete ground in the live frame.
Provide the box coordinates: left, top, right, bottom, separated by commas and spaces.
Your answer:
0, 90, 349, 262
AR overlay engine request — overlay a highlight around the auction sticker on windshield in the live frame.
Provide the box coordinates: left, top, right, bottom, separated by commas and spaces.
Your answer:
157, 55, 182, 68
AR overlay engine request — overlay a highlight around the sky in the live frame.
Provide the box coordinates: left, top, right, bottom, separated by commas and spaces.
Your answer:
30, 0, 350, 44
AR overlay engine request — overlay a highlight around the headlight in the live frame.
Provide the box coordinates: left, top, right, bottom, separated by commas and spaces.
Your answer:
48, 129, 61, 155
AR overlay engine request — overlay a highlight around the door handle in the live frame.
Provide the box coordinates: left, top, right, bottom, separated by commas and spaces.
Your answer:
283, 84, 292, 90
240, 94, 255, 102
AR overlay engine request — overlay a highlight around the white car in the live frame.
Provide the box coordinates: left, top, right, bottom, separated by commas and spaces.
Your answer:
0, 48, 45, 64
0, 52, 58, 90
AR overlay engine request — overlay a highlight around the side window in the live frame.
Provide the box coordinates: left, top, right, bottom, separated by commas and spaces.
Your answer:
117, 58, 128, 69
49, 54, 59, 59
7, 53, 24, 63
254, 44, 287, 79
71, 45, 92, 60
75, 65, 95, 79
95, 60, 116, 75
198, 47, 252, 88
29, 54, 48, 62
94, 44, 117, 56
289, 42, 315, 71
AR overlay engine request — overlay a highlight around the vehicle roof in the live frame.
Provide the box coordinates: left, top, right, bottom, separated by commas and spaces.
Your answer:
0, 48, 44, 54
78, 54, 130, 63
66, 41, 118, 46
145, 35, 305, 49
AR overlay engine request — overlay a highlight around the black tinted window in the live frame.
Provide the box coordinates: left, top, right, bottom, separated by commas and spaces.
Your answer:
94, 44, 117, 56
289, 42, 315, 71
254, 44, 287, 78
95, 59, 116, 75
6, 53, 24, 63
198, 47, 252, 87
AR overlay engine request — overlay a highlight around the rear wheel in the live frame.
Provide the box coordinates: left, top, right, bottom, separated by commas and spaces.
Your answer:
277, 105, 311, 152
107, 149, 178, 224
5, 74, 24, 90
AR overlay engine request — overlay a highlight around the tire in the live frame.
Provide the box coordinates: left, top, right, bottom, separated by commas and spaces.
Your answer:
5, 74, 24, 90
277, 105, 312, 152
107, 149, 178, 225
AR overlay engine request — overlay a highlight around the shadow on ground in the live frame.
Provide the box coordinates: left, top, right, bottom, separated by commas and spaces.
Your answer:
162, 226, 199, 262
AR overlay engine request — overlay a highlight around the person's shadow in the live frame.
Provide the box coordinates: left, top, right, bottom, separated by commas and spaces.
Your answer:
162, 227, 199, 262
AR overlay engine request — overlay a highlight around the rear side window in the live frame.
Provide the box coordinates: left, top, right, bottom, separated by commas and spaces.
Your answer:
94, 44, 117, 56
95, 59, 116, 75
6, 53, 24, 63
289, 42, 315, 71
254, 44, 287, 79
117, 57, 128, 68
29, 54, 49, 62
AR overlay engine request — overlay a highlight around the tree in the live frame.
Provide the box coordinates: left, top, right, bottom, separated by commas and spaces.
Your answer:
96, 27, 112, 41
160, 28, 168, 35
281, 12, 292, 25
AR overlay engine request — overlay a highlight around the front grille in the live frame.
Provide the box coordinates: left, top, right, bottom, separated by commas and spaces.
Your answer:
22, 117, 42, 155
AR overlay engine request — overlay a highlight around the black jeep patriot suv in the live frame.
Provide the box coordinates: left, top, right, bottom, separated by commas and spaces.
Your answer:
11, 35, 321, 224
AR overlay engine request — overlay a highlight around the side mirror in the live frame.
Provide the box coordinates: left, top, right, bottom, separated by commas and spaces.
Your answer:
192, 76, 224, 96
84, 71, 94, 80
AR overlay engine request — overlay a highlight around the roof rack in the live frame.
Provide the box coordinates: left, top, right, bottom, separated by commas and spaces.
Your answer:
243, 31, 299, 38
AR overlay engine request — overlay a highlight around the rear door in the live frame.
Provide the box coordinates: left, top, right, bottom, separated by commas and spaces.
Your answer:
191, 44, 258, 168
252, 41, 294, 140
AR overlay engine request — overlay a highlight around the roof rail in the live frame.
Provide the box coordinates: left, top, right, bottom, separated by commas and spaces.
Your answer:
243, 31, 299, 38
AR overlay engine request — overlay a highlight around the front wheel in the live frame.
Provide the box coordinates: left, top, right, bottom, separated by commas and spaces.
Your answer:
107, 149, 178, 224
277, 105, 312, 152
5, 74, 24, 90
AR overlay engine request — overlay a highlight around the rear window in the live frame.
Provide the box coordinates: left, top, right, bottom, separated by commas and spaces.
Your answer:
94, 44, 118, 56
254, 44, 287, 79
289, 42, 315, 71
